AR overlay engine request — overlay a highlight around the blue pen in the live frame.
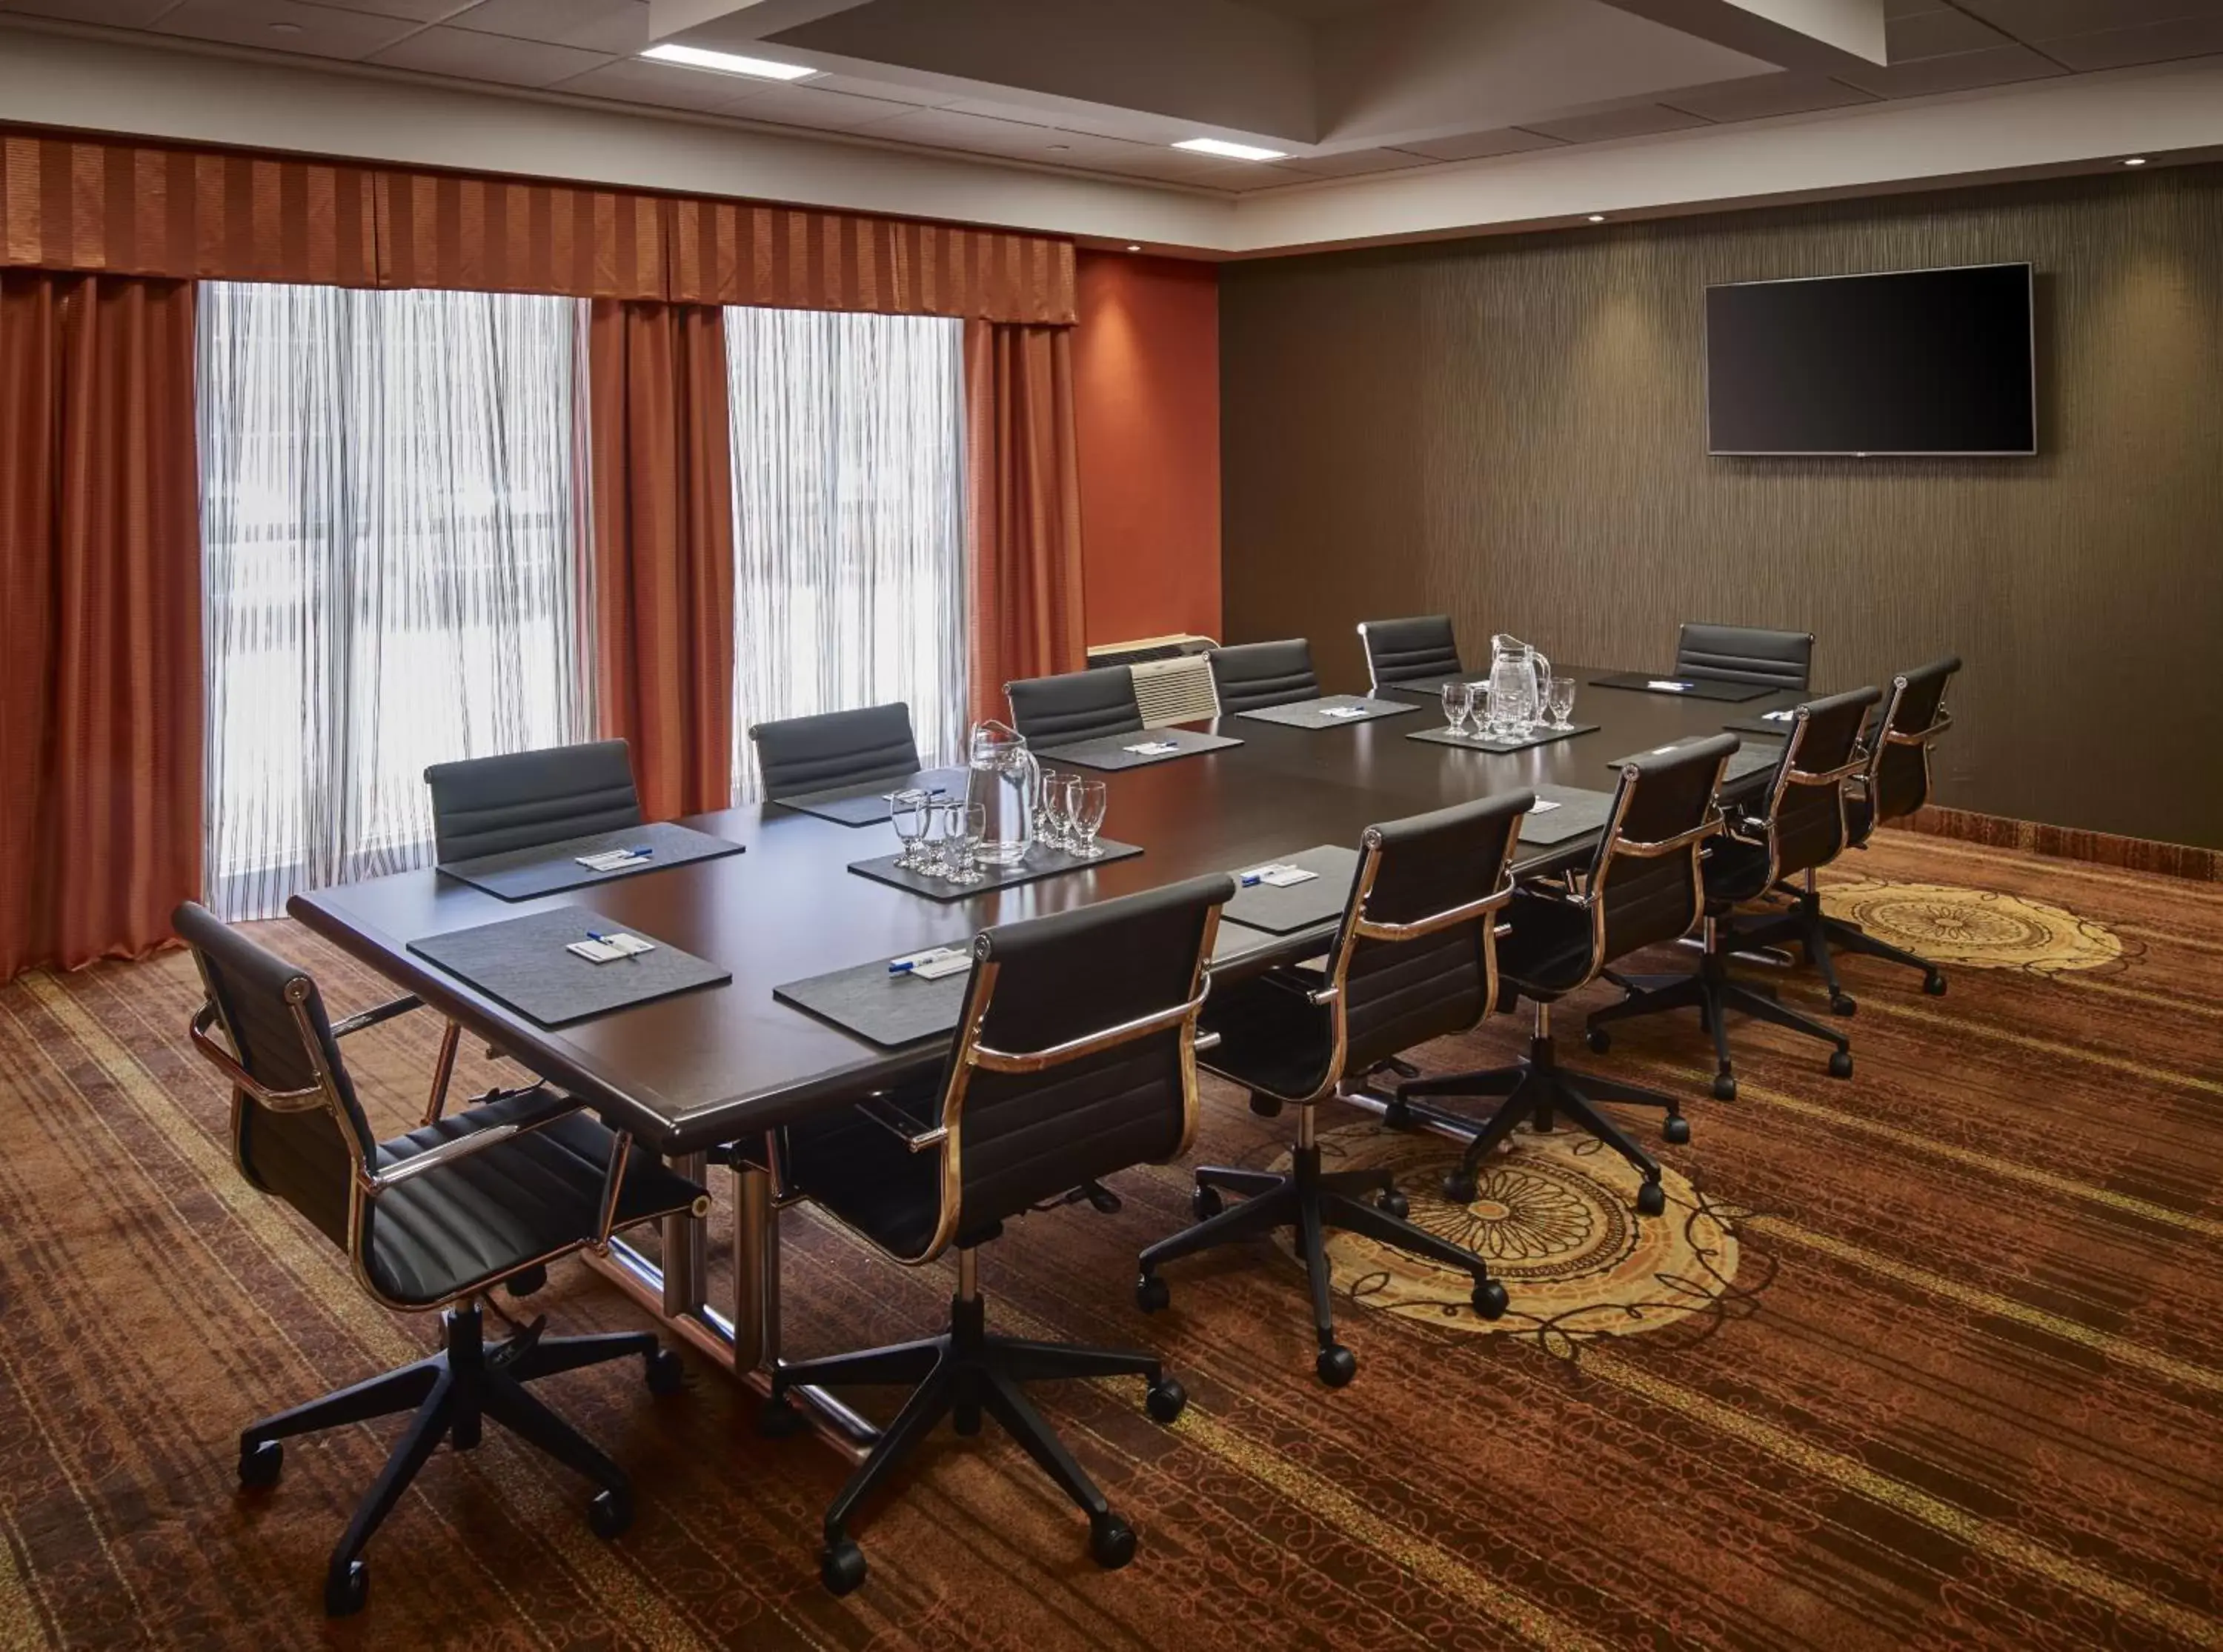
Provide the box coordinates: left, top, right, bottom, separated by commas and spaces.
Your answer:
888, 959, 917, 975
585, 929, 641, 962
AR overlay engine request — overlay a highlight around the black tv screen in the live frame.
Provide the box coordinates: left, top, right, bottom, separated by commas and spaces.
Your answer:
1706, 263, 2035, 456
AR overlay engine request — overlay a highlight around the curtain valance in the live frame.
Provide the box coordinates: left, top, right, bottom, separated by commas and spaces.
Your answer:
2, 129, 1076, 322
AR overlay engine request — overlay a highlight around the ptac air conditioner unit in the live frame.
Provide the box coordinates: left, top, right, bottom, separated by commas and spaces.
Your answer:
1086, 633, 1220, 727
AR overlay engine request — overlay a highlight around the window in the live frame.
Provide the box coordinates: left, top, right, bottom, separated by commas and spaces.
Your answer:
723, 307, 966, 799
198, 282, 588, 919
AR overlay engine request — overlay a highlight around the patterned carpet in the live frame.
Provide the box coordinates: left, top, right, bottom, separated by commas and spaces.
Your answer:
1, 831, 2219, 1651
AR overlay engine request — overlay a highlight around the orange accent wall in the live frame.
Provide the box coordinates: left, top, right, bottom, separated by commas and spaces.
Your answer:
1073, 251, 1222, 648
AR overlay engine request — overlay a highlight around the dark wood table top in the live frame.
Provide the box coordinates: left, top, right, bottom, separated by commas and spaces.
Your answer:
290, 666, 1803, 1153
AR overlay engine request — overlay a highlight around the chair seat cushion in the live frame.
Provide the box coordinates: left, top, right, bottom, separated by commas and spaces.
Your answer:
365, 1090, 703, 1308
1200, 968, 1335, 1102
1496, 890, 1596, 999
782, 1087, 949, 1259
1702, 836, 1775, 906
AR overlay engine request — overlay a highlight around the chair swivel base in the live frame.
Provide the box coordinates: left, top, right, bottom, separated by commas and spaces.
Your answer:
1747, 885, 1948, 1004
1136, 1128, 1509, 1388
1587, 947, 1852, 1102
1384, 1032, 1684, 1216
236, 1302, 679, 1616
763, 1288, 1186, 1596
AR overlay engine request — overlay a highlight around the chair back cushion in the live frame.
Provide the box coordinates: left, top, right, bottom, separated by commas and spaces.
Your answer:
1868, 656, 1960, 829
1337, 793, 1526, 1076
1206, 639, 1320, 713
1005, 665, 1145, 745
1357, 615, 1462, 690
425, 740, 642, 862
173, 902, 373, 1251
1673, 622, 1814, 689
949, 875, 1232, 1230
1591, 736, 1734, 965
752, 703, 920, 796
1767, 686, 1881, 877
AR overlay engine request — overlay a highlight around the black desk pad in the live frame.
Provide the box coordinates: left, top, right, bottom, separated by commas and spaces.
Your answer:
1605, 736, 1784, 785
1518, 784, 1621, 847
1589, 671, 1775, 703
439, 822, 742, 902
1223, 845, 1360, 934
1722, 709, 1803, 739
1040, 728, 1243, 771
770, 767, 966, 827
408, 909, 730, 1028
1237, 696, 1417, 730
1407, 720, 1599, 754
774, 955, 972, 1048
848, 838, 1144, 903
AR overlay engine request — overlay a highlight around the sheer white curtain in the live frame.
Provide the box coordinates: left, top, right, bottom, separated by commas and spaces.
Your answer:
723, 307, 966, 799
198, 282, 590, 919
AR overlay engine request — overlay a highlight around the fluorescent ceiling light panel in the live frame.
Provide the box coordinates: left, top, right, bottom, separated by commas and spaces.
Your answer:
640, 44, 817, 81
1173, 138, 1287, 161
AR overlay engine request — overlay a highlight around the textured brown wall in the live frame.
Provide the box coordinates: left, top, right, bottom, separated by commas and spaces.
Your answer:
1220, 166, 2223, 849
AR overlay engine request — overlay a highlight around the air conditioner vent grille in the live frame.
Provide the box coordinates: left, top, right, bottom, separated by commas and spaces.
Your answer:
1131, 656, 1220, 727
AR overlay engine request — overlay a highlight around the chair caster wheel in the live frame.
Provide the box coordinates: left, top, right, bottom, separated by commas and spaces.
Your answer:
757, 1394, 808, 1439
588, 1486, 634, 1541
1136, 1273, 1170, 1313
953, 1400, 983, 1437
645, 1348, 685, 1396
1377, 1188, 1410, 1220
1662, 1116, 1691, 1146
238, 1440, 282, 1489
1090, 1513, 1137, 1571
1585, 1027, 1611, 1054
1472, 1280, 1509, 1321
1191, 1185, 1223, 1222
1248, 1093, 1283, 1119
1441, 1171, 1478, 1206
1316, 1345, 1358, 1388
505, 1264, 548, 1299
1635, 1181, 1667, 1218
1145, 1376, 1187, 1425
1380, 1099, 1412, 1130
325, 1560, 368, 1619
1711, 1072, 1738, 1102
1829, 994, 1856, 1018
820, 1537, 867, 1596
1924, 973, 1947, 997
1828, 1050, 1853, 1080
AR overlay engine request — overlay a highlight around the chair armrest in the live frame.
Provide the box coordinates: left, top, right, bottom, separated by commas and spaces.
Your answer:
857, 1090, 948, 1153
329, 995, 425, 1039
364, 1087, 581, 1196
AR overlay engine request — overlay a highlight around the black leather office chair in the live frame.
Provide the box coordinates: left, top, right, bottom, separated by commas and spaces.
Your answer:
1672, 623, 1815, 690
1385, 739, 1734, 1214
1356, 614, 1464, 695
1738, 657, 1961, 999
424, 739, 643, 863
1206, 639, 1320, 713
1137, 796, 1524, 1388
751, 702, 921, 796
1005, 665, 1146, 745
1585, 687, 1880, 1098
174, 904, 705, 1618
761, 876, 1233, 1595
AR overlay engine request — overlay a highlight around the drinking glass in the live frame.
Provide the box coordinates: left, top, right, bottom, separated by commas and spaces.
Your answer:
1037, 767, 1070, 852
891, 787, 932, 870
1472, 681, 1501, 740
1440, 679, 1474, 737
915, 799, 953, 880
1055, 773, 1086, 857
947, 801, 988, 885
1547, 676, 1577, 730
1070, 779, 1109, 859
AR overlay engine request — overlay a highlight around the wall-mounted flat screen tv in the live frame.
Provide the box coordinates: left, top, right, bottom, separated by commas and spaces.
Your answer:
1705, 262, 2036, 456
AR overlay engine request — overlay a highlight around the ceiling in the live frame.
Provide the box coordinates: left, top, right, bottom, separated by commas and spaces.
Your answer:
4, 0, 2220, 199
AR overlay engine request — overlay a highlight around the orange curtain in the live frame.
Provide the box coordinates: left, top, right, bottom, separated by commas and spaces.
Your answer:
1, 272, 202, 981
587, 299, 737, 820
964, 320, 1086, 724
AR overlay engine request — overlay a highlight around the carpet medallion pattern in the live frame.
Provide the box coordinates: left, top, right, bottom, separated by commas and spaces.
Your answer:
1273, 1125, 1745, 1347
1817, 876, 2124, 973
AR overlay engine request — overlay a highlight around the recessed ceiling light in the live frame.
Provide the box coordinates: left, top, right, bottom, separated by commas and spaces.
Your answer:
1047, 144, 1071, 152
1174, 137, 1288, 162
1587, 213, 1606, 223
1126, 244, 1142, 253
2122, 156, 2147, 166
269, 20, 301, 31
640, 43, 817, 81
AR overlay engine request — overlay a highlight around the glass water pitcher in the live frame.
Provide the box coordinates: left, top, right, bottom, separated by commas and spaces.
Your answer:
1487, 634, 1550, 733
966, 719, 1040, 867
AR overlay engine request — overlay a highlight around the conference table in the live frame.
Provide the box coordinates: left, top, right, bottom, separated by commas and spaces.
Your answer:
290, 665, 1804, 1453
